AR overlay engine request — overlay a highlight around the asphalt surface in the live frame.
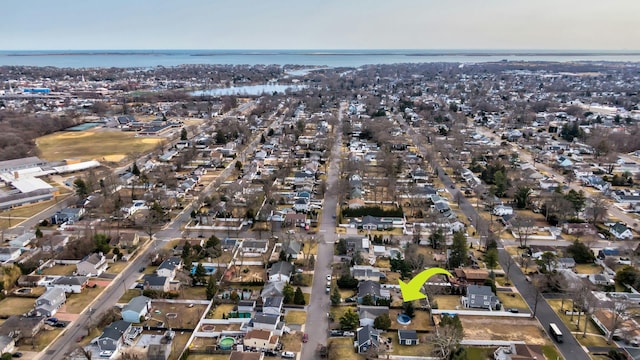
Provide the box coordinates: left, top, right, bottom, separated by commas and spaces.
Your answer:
404, 124, 591, 360
300, 103, 344, 360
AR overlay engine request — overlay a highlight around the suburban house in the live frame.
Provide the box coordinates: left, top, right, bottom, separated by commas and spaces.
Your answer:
98, 320, 132, 353
555, 257, 577, 270
283, 213, 308, 228
76, 253, 108, 276
238, 300, 256, 314
454, 268, 489, 285
242, 240, 269, 254
359, 215, 400, 231
157, 256, 182, 279
50, 207, 85, 225
268, 262, 293, 283
284, 241, 302, 260
591, 308, 640, 341
351, 266, 385, 282
293, 198, 310, 212
398, 330, 419, 346
251, 313, 281, 333
355, 325, 380, 354
0, 247, 21, 262
35, 287, 66, 317
610, 222, 633, 240
562, 222, 598, 236
9, 232, 34, 248
243, 329, 279, 351
493, 205, 514, 216
357, 280, 390, 304
357, 306, 389, 327
121, 296, 151, 323
0, 335, 15, 356
114, 233, 140, 248
461, 285, 500, 310
50, 276, 88, 293
261, 281, 285, 300
40, 234, 71, 252
0, 316, 45, 341
262, 296, 284, 316
142, 275, 171, 292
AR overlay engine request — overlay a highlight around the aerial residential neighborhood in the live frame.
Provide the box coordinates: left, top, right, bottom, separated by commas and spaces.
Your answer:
0, 59, 639, 360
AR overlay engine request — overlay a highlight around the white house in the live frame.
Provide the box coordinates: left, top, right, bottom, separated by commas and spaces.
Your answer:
493, 205, 514, 216
76, 253, 107, 276
121, 296, 151, 323
51, 276, 88, 293
156, 257, 182, 279
268, 261, 293, 283
35, 287, 66, 317
610, 222, 633, 240
0, 247, 21, 262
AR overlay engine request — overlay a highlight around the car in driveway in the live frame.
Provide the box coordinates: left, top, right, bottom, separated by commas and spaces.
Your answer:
281, 351, 296, 359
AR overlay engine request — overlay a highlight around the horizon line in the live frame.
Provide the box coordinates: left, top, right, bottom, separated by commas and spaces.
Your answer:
2, 48, 640, 52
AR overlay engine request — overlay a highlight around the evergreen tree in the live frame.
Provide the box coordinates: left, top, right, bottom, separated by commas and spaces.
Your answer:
448, 232, 468, 269
192, 263, 207, 286
180, 128, 188, 140
373, 313, 391, 331
339, 309, 359, 330
206, 275, 218, 300
283, 283, 295, 304
330, 286, 341, 305
293, 287, 306, 305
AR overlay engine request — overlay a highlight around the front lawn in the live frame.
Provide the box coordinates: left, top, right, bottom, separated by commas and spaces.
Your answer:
574, 263, 603, 275
328, 337, 364, 360
65, 285, 105, 313
0, 297, 35, 317
497, 292, 529, 310
284, 310, 307, 325
281, 332, 302, 352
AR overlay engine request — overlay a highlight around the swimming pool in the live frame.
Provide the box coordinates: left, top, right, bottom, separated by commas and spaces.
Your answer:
397, 313, 412, 325
219, 337, 235, 350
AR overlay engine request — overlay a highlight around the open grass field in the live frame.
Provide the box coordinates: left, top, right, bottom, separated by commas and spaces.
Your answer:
178, 286, 207, 300
36, 130, 163, 162
281, 332, 303, 352
497, 292, 529, 310
209, 304, 235, 319
0, 297, 35, 317
0, 195, 72, 228
39, 264, 76, 276
389, 309, 432, 331
433, 295, 462, 310
328, 337, 364, 360
465, 347, 496, 360
284, 310, 307, 325
32, 328, 63, 351
118, 289, 142, 304
188, 355, 230, 360
574, 263, 603, 275
106, 261, 129, 274
150, 302, 205, 329
168, 331, 191, 360
460, 316, 547, 344
65, 285, 105, 313
388, 331, 434, 356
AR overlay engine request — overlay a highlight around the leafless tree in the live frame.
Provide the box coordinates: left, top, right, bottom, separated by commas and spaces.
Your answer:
511, 216, 535, 248
606, 296, 630, 344
585, 194, 609, 225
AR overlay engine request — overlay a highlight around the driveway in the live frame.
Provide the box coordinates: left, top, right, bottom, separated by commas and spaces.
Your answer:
300, 103, 345, 360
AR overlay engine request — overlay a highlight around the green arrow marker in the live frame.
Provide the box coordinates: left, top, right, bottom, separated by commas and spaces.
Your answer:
399, 267, 453, 302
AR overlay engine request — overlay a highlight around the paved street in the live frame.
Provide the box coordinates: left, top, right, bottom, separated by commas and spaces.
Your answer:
403, 124, 591, 360
300, 103, 344, 360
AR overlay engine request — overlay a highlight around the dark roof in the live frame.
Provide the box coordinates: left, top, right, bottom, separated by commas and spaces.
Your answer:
263, 296, 283, 309
123, 296, 150, 314
269, 261, 293, 277
358, 280, 381, 298
143, 275, 168, 287
158, 256, 181, 271
100, 320, 131, 341
356, 325, 380, 349
253, 313, 279, 325
398, 329, 418, 341
52, 276, 88, 286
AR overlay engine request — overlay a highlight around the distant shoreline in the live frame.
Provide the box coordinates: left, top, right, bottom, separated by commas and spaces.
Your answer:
4, 50, 640, 57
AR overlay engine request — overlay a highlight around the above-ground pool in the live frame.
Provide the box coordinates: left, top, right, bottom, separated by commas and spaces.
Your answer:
389, 249, 402, 259
219, 337, 235, 350
397, 313, 412, 325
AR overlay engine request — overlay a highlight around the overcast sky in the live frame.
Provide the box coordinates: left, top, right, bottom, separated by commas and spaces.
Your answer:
1, 0, 638, 50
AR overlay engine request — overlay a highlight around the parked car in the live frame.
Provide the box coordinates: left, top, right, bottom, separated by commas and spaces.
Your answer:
326, 275, 331, 281
54, 322, 67, 328
12, 353, 22, 358
99, 350, 113, 358
342, 331, 355, 337
302, 333, 308, 343
330, 330, 343, 336
281, 351, 296, 358
508, 308, 519, 313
